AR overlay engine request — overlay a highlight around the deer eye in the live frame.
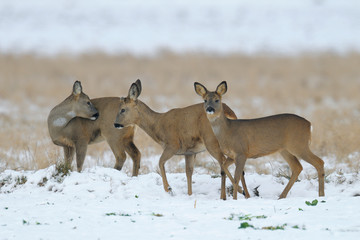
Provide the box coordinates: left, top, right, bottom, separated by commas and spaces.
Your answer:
121, 109, 125, 113
204, 100, 207, 103
215, 99, 219, 103
87, 101, 91, 106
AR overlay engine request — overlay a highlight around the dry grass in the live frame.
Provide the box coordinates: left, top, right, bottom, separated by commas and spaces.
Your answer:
0, 52, 360, 175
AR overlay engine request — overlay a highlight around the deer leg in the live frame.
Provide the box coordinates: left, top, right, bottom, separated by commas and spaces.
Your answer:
107, 140, 127, 172
224, 157, 250, 198
299, 149, 325, 197
279, 150, 303, 199
75, 142, 88, 172
159, 147, 176, 193
125, 141, 141, 177
185, 154, 195, 196
220, 166, 226, 200
233, 155, 247, 200
203, 137, 232, 199
63, 146, 75, 169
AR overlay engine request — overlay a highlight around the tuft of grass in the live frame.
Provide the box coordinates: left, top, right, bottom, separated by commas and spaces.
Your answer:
152, 213, 164, 217
292, 225, 306, 230
262, 224, 287, 230
0, 175, 12, 189
52, 162, 71, 183
238, 222, 254, 229
305, 199, 319, 206
227, 213, 267, 221
105, 212, 131, 217
38, 177, 48, 187
14, 176, 27, 186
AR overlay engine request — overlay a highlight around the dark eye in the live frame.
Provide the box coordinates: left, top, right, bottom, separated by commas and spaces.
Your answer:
204, 100, 207, 103
87, 101, 91, 106
121, 109, 125, 113
215, 99, 219, 103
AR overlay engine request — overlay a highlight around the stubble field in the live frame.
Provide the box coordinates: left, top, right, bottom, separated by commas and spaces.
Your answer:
0, 52, 360, 176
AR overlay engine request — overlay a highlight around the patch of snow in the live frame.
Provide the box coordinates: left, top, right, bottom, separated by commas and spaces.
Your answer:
0, 166, 359, 239
0, 0, 359, 56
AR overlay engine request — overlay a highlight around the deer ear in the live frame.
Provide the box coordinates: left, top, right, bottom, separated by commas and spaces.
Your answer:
194, 82, 208, 98
135, 79, 142, 96
216, 81, 227, 96
73, 81, 82, 96
128, 82, 141, 100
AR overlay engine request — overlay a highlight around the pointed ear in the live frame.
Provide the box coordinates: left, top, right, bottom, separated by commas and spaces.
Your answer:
135, 79, 142, 96
216, 81, 227, 96
73, 81, 82, 96
128, 81, 141, 100
194, 82, 208, 98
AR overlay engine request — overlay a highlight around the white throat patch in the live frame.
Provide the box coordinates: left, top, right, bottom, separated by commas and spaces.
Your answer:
211, 125, 221, 136
53, 117, 67, 127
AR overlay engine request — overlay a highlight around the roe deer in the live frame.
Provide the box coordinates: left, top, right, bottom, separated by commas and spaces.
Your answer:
114, 79, 249, 200
48, 81, 141, 175
194, 81, 325, 199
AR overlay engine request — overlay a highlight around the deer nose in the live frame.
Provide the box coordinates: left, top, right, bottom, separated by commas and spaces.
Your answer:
206, 107, 215, 114
91, 112, 99, 120
114, 123, 124, 129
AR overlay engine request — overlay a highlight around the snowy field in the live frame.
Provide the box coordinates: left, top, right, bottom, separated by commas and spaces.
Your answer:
0, 165, 359, 240
0, 0, 360, 55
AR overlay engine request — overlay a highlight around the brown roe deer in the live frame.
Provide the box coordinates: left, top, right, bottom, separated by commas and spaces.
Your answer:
194, 81, 325, 199
114, 79, 249, 199
47, 81, 141, 175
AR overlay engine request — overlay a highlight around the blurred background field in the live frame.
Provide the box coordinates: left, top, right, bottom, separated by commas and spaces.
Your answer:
0, 0, 360, 178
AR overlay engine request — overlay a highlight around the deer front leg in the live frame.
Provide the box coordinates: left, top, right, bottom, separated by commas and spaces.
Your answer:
125, 141, 141, 177
233, 155, 247, 200
223, 157, 250, 198
185, 154, 195, 196
107, 139, 127, 172
159, 147, 176, 194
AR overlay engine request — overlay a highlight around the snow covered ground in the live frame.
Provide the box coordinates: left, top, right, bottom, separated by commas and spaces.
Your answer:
0, 164, 359, 240
0, 0, 360, 55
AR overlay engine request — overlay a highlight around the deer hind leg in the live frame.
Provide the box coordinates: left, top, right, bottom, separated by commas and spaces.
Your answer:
233, 155, 247, 200
298, 149, 325, 197
75, 142, 88, 172
125, 141, 141, 177
279, 150, 303, 199
63, 146, 75, 169
159, 147, 177, 194
185, 154, 195, 196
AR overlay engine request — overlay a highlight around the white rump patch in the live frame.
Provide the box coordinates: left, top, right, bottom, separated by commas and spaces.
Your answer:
53, 117, 67, 127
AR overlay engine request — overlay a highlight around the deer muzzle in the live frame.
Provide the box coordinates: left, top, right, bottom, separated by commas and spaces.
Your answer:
90, 112, 99, 120
114, 123, 124, 129
206, 106, 215, 115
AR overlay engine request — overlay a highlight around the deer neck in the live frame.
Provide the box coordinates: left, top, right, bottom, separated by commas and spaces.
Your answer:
208, 110, 230, 140
48, 100, 76, 130
136, 100, 163, 143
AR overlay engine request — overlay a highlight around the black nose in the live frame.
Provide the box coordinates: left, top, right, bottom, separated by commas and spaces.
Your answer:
114, 123, 124, 129
206, 107, 215, 114
93, 112, 99, 119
